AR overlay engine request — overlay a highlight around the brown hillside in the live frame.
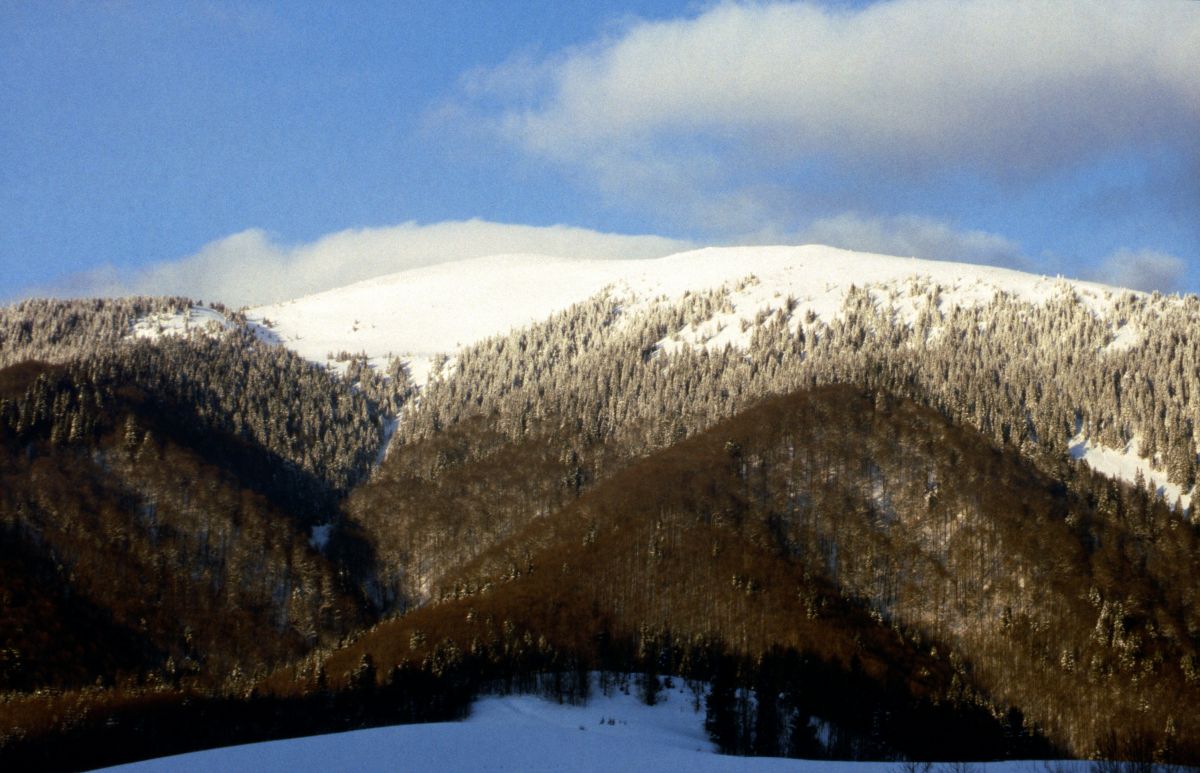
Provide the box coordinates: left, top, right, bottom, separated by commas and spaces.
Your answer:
311, 385, 1200, 763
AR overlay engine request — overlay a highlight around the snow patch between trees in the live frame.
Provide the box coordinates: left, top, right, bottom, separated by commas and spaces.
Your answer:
130, 306, 232, 341
1069, 435, 1192, 512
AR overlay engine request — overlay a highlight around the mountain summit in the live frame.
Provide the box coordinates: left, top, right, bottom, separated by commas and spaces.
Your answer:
250, 245, 1131, 382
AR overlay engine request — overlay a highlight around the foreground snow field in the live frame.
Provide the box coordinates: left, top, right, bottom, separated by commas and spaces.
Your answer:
101, 678, 1092, 773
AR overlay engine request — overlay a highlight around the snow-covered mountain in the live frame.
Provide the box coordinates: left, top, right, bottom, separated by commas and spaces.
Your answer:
248, 245, 1134, 384
7, 245, 1197, 769
246, 245, 1189, 506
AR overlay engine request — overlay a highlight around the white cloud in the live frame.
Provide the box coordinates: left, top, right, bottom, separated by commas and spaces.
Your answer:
461, 0, 1200, 228
30, 213, 1184, 305
42, 220, 692, 308
1093, 249, 1187, 294
799, 213, 1029, 269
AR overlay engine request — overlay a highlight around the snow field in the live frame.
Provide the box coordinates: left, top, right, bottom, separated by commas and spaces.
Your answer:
98, 676, 1095, 773
247, 245, 1136, 389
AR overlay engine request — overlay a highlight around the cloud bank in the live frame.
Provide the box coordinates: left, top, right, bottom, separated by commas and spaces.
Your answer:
798, 213, 1029, 270
40, 221, 692, 308
27, 215, 1186, 305
458, 0, 1200, 231
1093, 249, 1188, 294
26, 1, 1196, 304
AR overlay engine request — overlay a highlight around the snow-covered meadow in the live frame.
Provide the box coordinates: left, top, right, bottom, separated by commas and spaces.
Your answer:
100, 677, 1092, 773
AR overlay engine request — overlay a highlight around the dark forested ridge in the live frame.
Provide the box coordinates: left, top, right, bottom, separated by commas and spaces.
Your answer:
0, 297, 191, 369
0, 360, 369, 689
305, 387, 1200, 764
1, 279, 1199, 770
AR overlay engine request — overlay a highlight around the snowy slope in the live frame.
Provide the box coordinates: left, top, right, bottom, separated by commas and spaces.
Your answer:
248, 245, 1131, 384
250, 253, 632, 376
99, 678, 1089, 773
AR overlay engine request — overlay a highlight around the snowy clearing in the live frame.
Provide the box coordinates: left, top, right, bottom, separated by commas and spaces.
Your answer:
130, 306, 231, 341
1069, 434, 1192, 512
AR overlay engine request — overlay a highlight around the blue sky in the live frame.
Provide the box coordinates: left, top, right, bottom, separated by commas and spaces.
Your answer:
2, 0, 1198, 306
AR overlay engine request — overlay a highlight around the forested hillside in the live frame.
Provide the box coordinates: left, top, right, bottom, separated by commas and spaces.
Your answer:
0, 297, 191, 368
0, 359, 369, 689
1, 249, 1198, 769
310, 387, 1200, 764
343, 270, 1199, 614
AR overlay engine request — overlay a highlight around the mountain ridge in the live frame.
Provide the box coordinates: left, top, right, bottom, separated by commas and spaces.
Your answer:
238, 244, 1194, 506
2, 245, 1199, 768
247, 245, 1141, 384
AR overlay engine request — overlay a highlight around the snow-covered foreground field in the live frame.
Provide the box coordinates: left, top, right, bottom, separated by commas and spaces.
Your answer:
101, 679, 1091, 773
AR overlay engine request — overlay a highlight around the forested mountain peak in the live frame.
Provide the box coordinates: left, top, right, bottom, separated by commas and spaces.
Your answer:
261, 246, 1189, 518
